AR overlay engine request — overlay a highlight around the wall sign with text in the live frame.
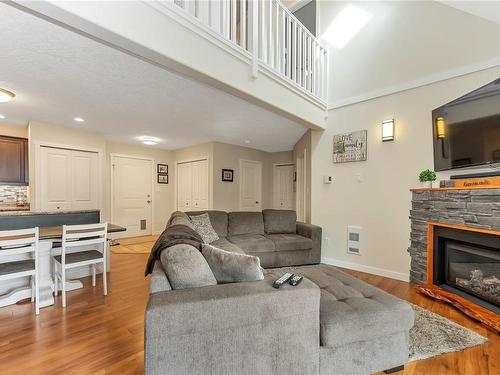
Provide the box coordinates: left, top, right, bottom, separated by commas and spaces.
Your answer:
333, 130, 367, 163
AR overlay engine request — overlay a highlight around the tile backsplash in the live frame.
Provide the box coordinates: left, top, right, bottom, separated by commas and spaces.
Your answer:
0, 185, 29, 205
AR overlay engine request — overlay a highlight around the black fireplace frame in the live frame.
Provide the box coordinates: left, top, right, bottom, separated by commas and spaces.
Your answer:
433, 226, 499, 314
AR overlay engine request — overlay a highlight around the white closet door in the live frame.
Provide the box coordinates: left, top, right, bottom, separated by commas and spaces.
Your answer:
274, 164, 295, 209
240, 160, 262, 211
40, 147, 72, 211
177, 163, 193, 210
191, 159, 208, 210
71, 150, 99, 210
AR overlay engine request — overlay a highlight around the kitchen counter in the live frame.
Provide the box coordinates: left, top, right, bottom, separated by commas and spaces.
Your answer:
0, 205, 30, 212
0, 209, 98, 216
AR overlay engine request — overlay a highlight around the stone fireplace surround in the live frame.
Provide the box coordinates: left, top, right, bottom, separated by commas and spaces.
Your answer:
408, 187, 500, 285
408, 187, 500, 331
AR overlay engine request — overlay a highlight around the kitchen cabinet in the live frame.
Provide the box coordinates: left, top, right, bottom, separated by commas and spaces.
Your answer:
0, 136, 28, 185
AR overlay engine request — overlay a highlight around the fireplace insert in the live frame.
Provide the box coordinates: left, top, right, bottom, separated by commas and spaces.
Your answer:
433, 227, 500, 314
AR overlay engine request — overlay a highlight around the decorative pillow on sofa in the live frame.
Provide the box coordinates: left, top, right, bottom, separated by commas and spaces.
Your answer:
201, 244, 264, 283
160, 244, 217, 290
262, 209, 297, 234
190, 213, 219, 244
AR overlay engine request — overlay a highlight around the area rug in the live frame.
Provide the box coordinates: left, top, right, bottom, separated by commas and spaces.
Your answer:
409, 304, 487, 361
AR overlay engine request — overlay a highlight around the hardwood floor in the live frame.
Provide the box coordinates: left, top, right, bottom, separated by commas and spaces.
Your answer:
0, 236, 498, 375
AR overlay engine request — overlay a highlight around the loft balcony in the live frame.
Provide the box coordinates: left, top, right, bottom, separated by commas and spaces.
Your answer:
13, 0, 329, 129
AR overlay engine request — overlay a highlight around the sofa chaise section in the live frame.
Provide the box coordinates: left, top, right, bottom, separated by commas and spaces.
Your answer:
266, 265, 414, 375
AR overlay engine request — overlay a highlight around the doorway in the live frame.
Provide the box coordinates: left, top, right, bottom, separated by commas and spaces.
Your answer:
111, 154, 153, 238
273, 163, 295, 209
239, 159, 262, 211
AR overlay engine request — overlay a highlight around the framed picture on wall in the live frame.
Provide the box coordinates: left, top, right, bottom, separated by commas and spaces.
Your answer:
222, 169, 234, 182
158, 174, 168, 184
157, 164, 168, 174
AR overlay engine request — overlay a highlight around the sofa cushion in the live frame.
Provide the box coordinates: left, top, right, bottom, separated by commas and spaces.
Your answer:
211, 238, 246, 254
265, 234, 312, 251
201, 244, 264, 283
228, 212, 264, 236
228, 234, 275, 253
187, 211, 228, 238
190, 213, 219, 244
262, 209, 297, 234
160, 244, 217, 290
266, 264, 414, 347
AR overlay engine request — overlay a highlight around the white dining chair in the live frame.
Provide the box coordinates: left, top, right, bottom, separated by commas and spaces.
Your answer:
0, 227, 40, 315
53, 223, 108, 307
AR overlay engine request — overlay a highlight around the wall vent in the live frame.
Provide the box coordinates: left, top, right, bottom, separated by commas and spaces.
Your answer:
347, 226, 362, 255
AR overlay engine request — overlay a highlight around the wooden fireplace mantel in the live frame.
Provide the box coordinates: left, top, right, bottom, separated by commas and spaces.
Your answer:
415, 222, 500, 333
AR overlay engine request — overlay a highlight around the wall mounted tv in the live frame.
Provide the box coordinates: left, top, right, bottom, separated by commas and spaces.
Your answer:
432, 78, 500, 171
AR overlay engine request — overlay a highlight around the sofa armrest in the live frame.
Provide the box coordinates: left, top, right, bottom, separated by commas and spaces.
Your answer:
296, 222, 322, 263
149, 261, 171, 294
145, 275, 320, 375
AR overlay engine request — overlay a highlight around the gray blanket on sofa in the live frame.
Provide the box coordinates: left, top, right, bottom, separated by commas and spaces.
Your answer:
145, 224, 203, 276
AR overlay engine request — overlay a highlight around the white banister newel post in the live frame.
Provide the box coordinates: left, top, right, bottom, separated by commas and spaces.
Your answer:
249, 0, 259, 78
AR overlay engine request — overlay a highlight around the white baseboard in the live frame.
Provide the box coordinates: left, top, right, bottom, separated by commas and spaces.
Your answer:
321, 257, 409, 282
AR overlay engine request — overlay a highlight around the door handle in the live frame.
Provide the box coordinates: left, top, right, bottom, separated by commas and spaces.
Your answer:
256, 201, 259, 204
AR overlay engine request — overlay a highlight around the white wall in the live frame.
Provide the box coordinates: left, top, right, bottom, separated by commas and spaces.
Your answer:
310, 66, 500, 280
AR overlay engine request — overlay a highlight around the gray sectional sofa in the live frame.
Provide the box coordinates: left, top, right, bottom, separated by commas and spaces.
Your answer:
146, 210, 415, 375
184, 209, 322, 268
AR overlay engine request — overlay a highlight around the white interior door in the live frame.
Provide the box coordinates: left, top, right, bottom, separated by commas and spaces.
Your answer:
274, 164, 295, 209
112, 156, 153, 237
296, 155, 305, 222
191, 159, 209, 210
240, 159, 262, 211
177, 162, 192, 210
40, 147, 72, 211
71, 150, 99, 210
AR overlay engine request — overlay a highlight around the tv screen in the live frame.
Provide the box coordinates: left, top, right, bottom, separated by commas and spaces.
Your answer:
432, 78, 500, 171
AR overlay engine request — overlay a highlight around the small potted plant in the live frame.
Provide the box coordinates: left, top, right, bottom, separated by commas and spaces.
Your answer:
418, 169, 437, 188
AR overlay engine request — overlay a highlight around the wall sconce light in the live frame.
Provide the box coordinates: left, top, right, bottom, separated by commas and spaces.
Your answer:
435, 116, 446, 139
381, 119, 394, 142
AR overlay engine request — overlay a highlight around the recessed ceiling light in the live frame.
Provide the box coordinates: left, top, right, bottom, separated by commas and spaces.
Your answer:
0, 88, 15, 103
244, 140, 251, 144
322, 5, 372, 49
140, 136, 159, 146
0, 114, 5, 119
74, 117, 85, 122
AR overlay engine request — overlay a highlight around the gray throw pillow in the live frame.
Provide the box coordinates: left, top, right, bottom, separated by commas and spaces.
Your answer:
191, 213, 219, 244
160, 244, 217, 290
201, 244, 264, 283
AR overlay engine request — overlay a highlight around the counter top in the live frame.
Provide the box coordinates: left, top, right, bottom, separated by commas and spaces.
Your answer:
0, 205, 30, 212
0, 209, 99, 216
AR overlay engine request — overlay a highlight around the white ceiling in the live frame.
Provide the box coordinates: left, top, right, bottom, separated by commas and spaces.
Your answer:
438, 1, 500, 25
320, 1, 500, 106
0, 3, 306, 152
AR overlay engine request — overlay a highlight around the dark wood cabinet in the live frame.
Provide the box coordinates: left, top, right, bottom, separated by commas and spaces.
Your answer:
0, 135, 28, 185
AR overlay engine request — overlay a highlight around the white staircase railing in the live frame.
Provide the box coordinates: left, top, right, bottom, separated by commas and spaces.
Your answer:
158, 0, 328, 105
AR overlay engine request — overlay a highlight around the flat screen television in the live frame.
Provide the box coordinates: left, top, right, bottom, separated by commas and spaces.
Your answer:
432, 78, 500, 172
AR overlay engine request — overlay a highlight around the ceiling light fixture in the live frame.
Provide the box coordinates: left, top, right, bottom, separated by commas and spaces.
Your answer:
322, 5, 372, 49
0, 114, 5, 119
74, 117, 85, 122
140, 136, 159, 146
244, 140, 251, 144
0, 88, 16, 103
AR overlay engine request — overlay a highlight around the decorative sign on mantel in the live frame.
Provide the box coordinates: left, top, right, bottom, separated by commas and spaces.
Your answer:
333, 130, 367, 163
